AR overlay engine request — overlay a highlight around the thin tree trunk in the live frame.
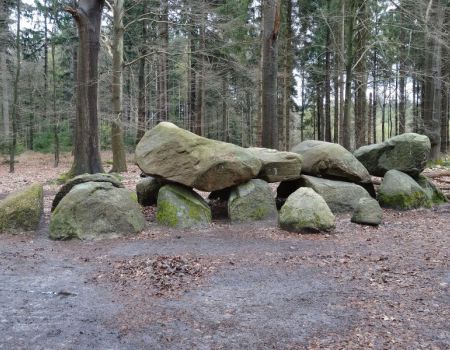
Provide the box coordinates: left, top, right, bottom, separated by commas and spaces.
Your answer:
51, 33, 59, 167
372, 46, 377, 144
342, 0, 355, 150
110, 0, 127, 172
9, 0, 20, 173
1, 51, 9, 140
158, 0, 169, 123
300, 70, 305, 142
338, 0, 345, 146
423, 0, 444, 160
281, 0, 293, 150
354, 0, 368, 149
261, 0, 281, 149
222, 75, 228, 142
136, 3, 147, 143
324, 14, 332, 142
367, 93, 372, 144
317, 86, 323, 141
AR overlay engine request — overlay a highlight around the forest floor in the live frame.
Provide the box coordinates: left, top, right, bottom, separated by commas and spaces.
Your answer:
0, 152, 449, 350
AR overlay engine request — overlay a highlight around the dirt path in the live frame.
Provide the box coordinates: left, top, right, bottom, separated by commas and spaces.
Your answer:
0, 153, 449, 349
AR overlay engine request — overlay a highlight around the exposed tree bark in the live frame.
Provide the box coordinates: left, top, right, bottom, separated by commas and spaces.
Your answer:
136, 2, 147, 144
261, 0, 281, 149
110, 0, 127, 172
338, 0, 345, 146
9, 0, 20, 173
0, 0, 9, 139
1, 50, 9, 140
65, 0, 105, 175
354, 0, 368, 149
281, 0, 293, 150
372, 41, 377, 144
342, 0, 355, 150
157, 0, 169, 123
222, 74, 229, 142
399, 20, 406, 134
324, 6, 331, 143
43, 0, 48, 122
51, 30, 59, 167
423, 0, 444, 160
367, 92, 372, 144
317, 84, 323, 141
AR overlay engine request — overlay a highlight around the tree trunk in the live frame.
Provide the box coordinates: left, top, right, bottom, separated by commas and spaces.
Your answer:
353, 0, 368, 149
110, 0, 127, 172
222, 75, 229, 142
261, 0, 281, 149
423, 0, 444, 160
66, 0, 105, 175
9, 0, 20, 173
338, 0, 345, 146
51, 33, 59, 167
281, 0, 293, 150
1, 50, 9, 140
372, 44, 377, 143
399, 36, 406, 134
317, 85, 323, 141
157, 0, 169, 123
342, 0, 355, 150
367, 93, 372, 144
136, 3, 147, 144
324, 13, 332, 143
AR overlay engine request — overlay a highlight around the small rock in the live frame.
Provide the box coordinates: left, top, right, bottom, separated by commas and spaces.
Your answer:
351, 197, 383, 226
0, 183, 44, 233
228, 179, 277, 222
278, 187, 335, 233
156, 184, 211, 228
378, 170, 431, 210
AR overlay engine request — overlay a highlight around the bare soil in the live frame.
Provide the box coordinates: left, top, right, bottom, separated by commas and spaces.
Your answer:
0, 152, 449, 349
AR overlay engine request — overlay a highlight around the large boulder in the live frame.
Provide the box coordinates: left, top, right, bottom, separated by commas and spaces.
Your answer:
279, 175, 371, 214
135, 122, 261, 192
246, 147, 302, 182
279, 188, 335, 233
378, 170, 431, 210
156, 184, 211, 228
51, 173, 123, 212
136, 176, 164, 206
50, 182, 145, 240
0, 184, 43, 233
228, 179, 277, 222
354, 133, 431, 178
290, 140, 372, 184
351, 197, 383, 226
416, 175, 448, 205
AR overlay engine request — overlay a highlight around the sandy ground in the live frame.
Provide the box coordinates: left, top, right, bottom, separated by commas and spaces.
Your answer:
0, 152, 449, 349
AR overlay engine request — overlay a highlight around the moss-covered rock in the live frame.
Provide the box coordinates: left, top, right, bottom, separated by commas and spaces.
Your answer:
156, 184, 211, 228
354, 133, 430, 178
378, 170, 431, 210
50, 182, 145, 240
351, 197, 383, 226
136, 176, 164, 206
297, 175, 371, 214
416, 175, 448, 205
290, 140, 371, 184
0, 183, 44, 233
228, 179, 277, 222
246, 147, 302, 182
51, 173, 123, 212
279, 187, 335, 233
135, 122, 261, 191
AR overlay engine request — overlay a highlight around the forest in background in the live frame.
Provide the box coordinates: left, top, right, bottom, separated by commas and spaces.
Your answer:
1, 0, 450, 170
